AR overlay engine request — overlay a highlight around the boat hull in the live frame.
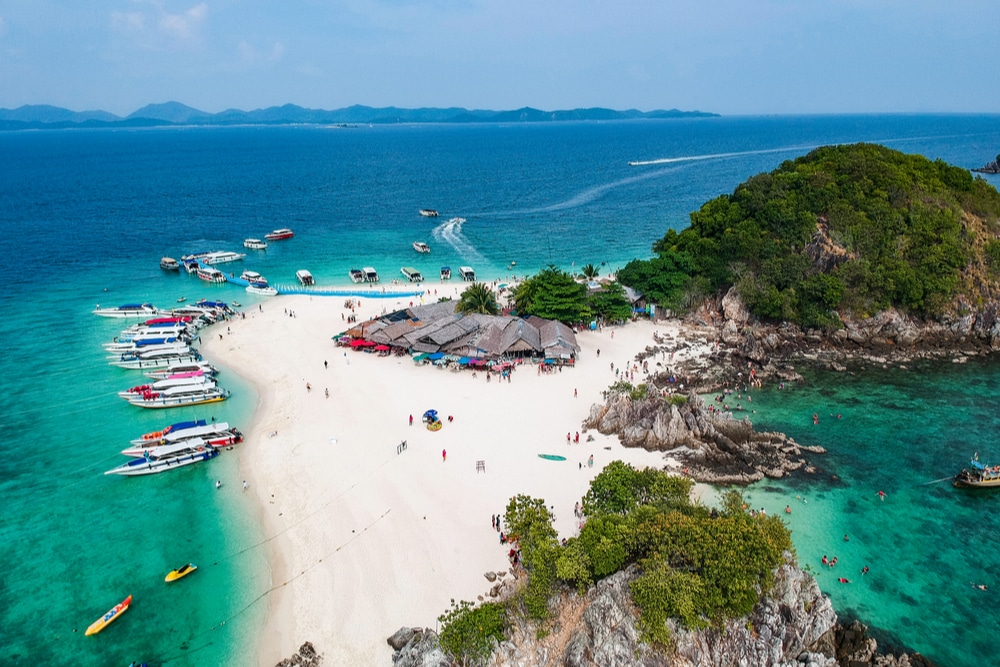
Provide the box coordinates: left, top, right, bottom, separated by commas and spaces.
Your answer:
127, 390, 230, 409
165, 564, 197, 582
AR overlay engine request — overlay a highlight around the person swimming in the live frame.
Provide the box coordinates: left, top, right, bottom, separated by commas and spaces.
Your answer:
838, 577, 850, 584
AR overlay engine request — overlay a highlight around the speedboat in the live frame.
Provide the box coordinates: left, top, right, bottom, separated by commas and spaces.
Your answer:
126, 385, 230, 409
165, 563, 198, 583
460, 266, 477, 281
124, 422, 242, 453
84, 594, 132, 636
401, 267, 424, 282
440, 266, 452, 280
349, 268, 365, 283
129, 419, 209, 445
413, 241, 430, 253
244, 238, 268, 250
197, 266, 226, 283
144, 363, 218, 380
419, 209, 439, 217
200, 250, 246, 265
246, 282, 278, 296
104, 443, 220, 476
240, 270, 264, 283
122, 430, 243, 458
265, 228, 294, 241
104, 336, 187, 353
118, 376, 215, 399
296, 269, 314, 286
363, 267, 379, 283
93, 303, 158, 318
447, 217, 467, 225
109, 349, 202, 370
160, 257, 180, 271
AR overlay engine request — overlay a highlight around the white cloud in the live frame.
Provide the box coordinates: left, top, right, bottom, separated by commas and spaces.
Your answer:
110, 2, 207, 50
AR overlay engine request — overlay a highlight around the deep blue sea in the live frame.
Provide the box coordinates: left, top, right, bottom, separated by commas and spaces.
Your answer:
1, 115, 999, 666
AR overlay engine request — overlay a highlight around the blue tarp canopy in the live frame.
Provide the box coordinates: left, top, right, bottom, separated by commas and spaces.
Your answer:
458, 357, 471, 364
423, 409, 438, 419
427, 352, 445, 360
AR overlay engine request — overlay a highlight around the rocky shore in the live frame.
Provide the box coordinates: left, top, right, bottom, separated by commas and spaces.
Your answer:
386, 559, 936, 667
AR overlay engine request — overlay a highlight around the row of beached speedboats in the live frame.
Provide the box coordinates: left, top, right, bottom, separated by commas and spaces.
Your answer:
96, 301, 241, 477
104, 418, 244, 476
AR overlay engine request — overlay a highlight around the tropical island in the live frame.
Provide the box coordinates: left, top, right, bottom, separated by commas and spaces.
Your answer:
368, 143, 1000, 667
0, 102, 718, 131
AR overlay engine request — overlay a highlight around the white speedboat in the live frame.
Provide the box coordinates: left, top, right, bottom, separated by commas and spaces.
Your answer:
363, 267, 379, 283
104, 336, 187, 353
349, 268, 365, 284
197, 267, 226, 283
296, 270, 314, 286
419, 209, 439, 217
401, 267, 424, 282
104, 443, 220, 477
160, 257, 180, 271
440, 266, 452, 280
201, 251, 246, 265
460, 266, 477, 281
240, 270, 264, 283
109, 350, 202, 370
129, 418, 208, 445
93, 303, 158, 318
127, 385, 230, 409
413, 241, 430, 253
118, 376, 215, 399
447, 217, 467, 225
144, 363, 218, 380
246, 282, 278, 297
123, 423, 243, 455
244, 238, 268, 250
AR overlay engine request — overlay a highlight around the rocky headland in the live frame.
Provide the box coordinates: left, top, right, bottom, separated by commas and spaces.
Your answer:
387, 559, 935, 667
972, 154, 1000, 174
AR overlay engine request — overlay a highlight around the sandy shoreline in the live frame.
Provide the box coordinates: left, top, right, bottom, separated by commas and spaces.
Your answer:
202, 281, 707, 666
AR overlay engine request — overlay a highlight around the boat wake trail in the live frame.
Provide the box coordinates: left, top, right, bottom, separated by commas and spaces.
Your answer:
510, 166, 683, 216
432, 217, 485, 262
627, 144, 819, 167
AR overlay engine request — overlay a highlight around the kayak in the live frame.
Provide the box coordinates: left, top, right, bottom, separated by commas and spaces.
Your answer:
85, 594, 132, 636
538, 454, 567, 461
165, 563, 197, 583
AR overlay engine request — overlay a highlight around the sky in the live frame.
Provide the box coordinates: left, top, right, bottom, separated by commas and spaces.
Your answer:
1, 0, 998, 116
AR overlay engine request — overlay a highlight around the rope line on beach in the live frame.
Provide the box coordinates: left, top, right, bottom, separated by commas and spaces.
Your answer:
156, 508, 393, 665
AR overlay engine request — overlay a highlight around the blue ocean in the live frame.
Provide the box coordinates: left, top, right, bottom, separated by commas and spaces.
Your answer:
1, 115, 998, 666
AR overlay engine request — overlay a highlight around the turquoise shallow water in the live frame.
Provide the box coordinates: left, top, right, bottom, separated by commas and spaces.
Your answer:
1, 116, 999, 665
737, 360, 1000, 665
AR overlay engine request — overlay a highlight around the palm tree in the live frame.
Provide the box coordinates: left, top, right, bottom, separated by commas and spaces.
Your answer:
581, 263, 599, 280
456, 282, 499, 315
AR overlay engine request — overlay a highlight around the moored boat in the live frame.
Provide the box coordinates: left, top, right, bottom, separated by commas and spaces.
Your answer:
129, 419, 208, 445
401, 267, 424, 282
441, 266, 451, 280
104, 444, 219, 476
165, 563, 197, 582
460, 266, 476, 281
93, 303, 158, 318
954, 456, 1000, 488
160, 257, 180, 271
123, 422, 242, 454
144, 363, 218, 379
244, 238, 268, 250
363, 267, 379, 283
349, 268, 365, 283
84, 594, 132, 636
246, 281, 278, 296
296, 269, 314, 286
413, 241, 430, 253
109, 350, 203, 370
197, 266, 226, 283
201, 250, 246, 265
127, 386, 230, 409
264, 228, 294, 241
118, 376, 215, 399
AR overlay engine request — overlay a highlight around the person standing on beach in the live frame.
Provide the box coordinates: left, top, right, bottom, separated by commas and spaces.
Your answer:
409, 414, 413, 426
442, 449, 447, 462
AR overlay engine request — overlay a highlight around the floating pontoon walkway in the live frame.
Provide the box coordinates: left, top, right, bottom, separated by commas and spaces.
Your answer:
270, 284, 425, 298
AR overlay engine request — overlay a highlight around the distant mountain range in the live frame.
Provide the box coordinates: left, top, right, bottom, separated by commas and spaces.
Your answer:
0, 101, 718, 130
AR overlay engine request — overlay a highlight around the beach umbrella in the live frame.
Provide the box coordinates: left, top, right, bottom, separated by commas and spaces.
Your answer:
349, 339, 366, 347
374, 344, 390, 351
412, 353, 429, 362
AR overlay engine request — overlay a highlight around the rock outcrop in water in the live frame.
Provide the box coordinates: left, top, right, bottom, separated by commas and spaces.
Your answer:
387, 562, 934, 667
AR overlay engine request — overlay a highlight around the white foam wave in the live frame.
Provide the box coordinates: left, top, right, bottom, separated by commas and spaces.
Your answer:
431, 217, 485, 262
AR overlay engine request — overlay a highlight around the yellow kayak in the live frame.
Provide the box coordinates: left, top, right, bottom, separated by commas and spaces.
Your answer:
165, 563, 197, 582
85, 594, 132, 636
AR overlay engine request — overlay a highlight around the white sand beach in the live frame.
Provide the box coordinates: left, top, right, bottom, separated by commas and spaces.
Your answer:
202, 282, 709, 666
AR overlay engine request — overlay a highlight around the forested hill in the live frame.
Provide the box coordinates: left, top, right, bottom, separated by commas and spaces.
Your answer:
618, 143, 1000, 328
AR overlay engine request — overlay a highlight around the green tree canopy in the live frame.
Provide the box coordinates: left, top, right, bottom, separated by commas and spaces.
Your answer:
587, 281, 633, 322
456, 282, 500, 315
513, 266, 590, 324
